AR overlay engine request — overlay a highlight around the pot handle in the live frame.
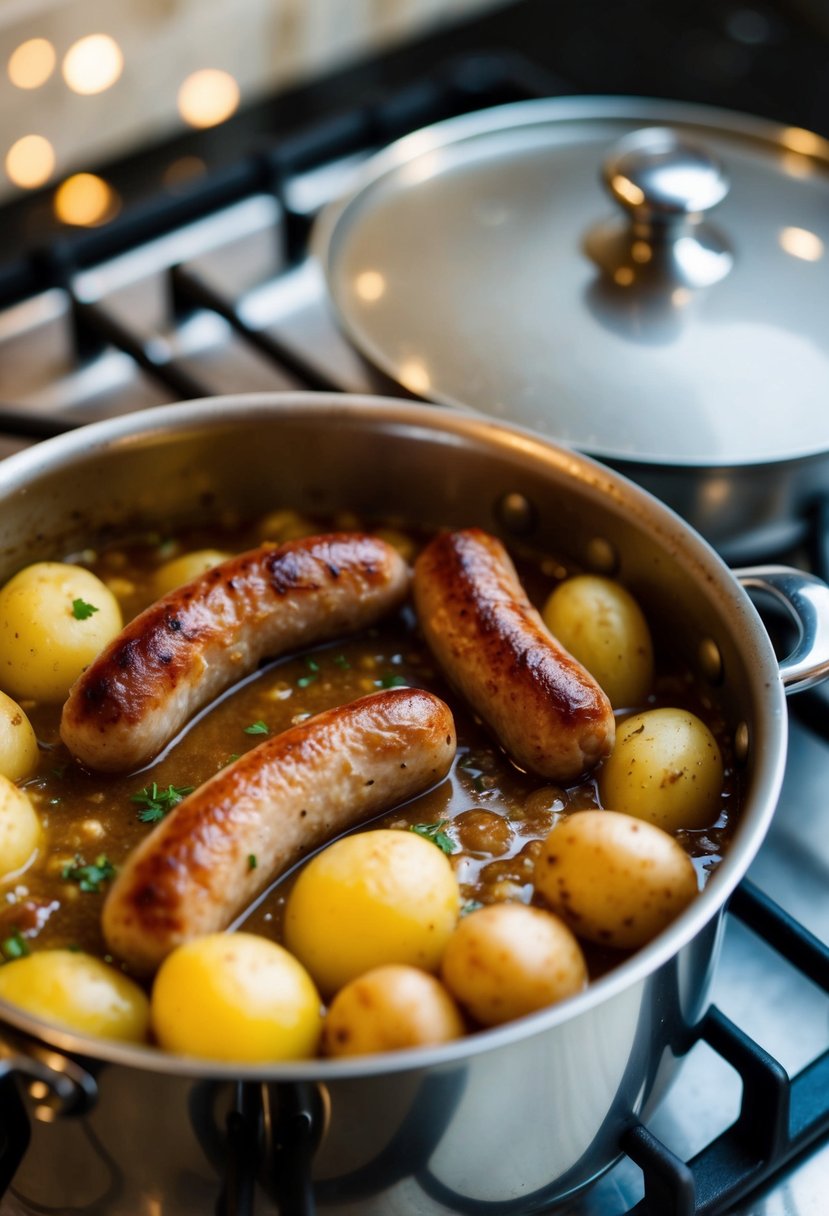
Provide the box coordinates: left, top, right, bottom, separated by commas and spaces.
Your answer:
735, 565, 829, 694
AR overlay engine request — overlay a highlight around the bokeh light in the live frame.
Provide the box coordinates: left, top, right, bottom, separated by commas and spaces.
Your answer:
54, 173, 119, 227
5, 135, 55, 189
177, 69, 240, 129
8, 39, 56, 89
62, 34, 124, 96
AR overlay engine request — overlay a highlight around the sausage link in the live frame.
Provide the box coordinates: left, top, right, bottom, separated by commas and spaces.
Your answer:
61, 533, 410, 772
102, 687, 457, 976
413, 529, 614, 782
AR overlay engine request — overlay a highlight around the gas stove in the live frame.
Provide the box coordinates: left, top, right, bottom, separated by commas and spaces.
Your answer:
0, 3, 826, 1213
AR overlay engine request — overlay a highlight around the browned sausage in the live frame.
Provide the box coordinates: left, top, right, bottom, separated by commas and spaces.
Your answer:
102, 687, 457, 976
61, 533, 410, 773
413, 528, 615, 782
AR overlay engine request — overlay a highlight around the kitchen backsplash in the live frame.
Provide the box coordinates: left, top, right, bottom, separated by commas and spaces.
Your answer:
0, 0, 514, 204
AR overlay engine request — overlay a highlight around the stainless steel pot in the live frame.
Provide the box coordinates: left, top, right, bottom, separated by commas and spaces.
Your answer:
0, 393, 827, 1216
312, 97, 829, 561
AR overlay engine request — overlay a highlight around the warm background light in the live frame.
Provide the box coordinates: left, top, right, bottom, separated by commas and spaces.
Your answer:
8, 38, 56, 90
5, 134, 55, 189
62, 33, 124, 96
54, 173, 119, 226
177, 69, 240, 129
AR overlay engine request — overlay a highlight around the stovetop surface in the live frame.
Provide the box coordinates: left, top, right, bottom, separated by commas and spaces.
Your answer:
0, 3, 826, 1214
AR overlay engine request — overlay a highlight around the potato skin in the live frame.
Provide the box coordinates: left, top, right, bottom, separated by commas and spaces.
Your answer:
542, 575, 654, 709
533, 810, 699, 950
0, 774, 41, 879
598, 707, 724, 831
0, 563, 122, 702
0, 949, 149, 1042
152, 549, 231, 597
151, 933, 321, 1062
0, 692, 39, 783
440, 902, 587, 1026
284, 829, 459, 997
322, 965, 464, 1057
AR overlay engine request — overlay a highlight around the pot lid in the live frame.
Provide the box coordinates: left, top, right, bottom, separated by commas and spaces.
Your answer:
313, 97, 829, 467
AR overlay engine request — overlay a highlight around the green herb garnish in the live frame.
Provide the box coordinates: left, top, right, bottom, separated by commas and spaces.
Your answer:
379, 673, 408, 688
247, 854, 258, 871
410, 820, 457, 855
61, 854, 116, 893
244, 720, 269, 736
333, 654, 350, 669
296, 675, 317, 688
461, 900, 484, 918
71, 598, 99, 620
131, 782, 194, 823
0, 930, 29, 961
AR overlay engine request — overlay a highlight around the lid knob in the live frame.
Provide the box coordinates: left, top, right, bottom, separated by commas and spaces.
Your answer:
585, 127, 733, 289
604, 126, 730, 221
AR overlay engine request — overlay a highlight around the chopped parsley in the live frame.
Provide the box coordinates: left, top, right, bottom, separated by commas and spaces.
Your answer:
247, 854, 258, 871
333, 654, 350, 669
131, 782, 194, 823
71, 598, 99, 620
61, 854, 116, 893
0, 930, 29, 961
379, 673, 408, 688
244, 720, 270, 736
296, 657, 322, 689
410, 819, 457, 855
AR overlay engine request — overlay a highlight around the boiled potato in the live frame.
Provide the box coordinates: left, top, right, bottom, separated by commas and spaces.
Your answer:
284, 829, 460, 997
598, 707, 723, 831
440, 903, 587, 1026
0, 949, 149, 1042
0, 563, 122, 702
534, 810, 698, 950
152, 549, 230, 596
322, 964, 464, 1057
0, 775, 41, 879
151, 933, 322, 1062
0, 691, 39, 781
542, 575, 654, 708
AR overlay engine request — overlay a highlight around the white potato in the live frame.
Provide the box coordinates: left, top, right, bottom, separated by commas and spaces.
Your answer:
0, 691, 39, 781
152, 549, 231, 596
598, 707, 723, 831
284, 829, 460, 997
440, 902, 587, 1026
542, 575, 654, 708
0, 949, 149, 1042
151, 933, 322, 1062
0, 774, 41, 879
534, 810, 698, 950
0, 563, 122, 702
322, 964, 464, 1057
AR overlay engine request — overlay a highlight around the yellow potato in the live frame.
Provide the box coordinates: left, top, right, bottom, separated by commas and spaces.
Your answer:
598, 707, 724, 831
0, 563, 122, 702
152, 549, 231, 596
284, 829, 460, 997
151, 933, 322, 1062
534, 810, 699, 950
0, 949, 149, 1042
0, 774, 41, 879
0, 691, 39, 781
440, 903, 587, 1026
322, 964, 464, 1057
542, 575, 654, 708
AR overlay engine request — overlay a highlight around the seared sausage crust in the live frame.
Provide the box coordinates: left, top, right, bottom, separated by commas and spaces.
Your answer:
61, 533, 410, 772
102, 687, 457, 976
413, 529, 615, 782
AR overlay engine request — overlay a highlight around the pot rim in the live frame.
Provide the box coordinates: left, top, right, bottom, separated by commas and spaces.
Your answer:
0, 392, 787, 1079
312, 94, 829, 469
